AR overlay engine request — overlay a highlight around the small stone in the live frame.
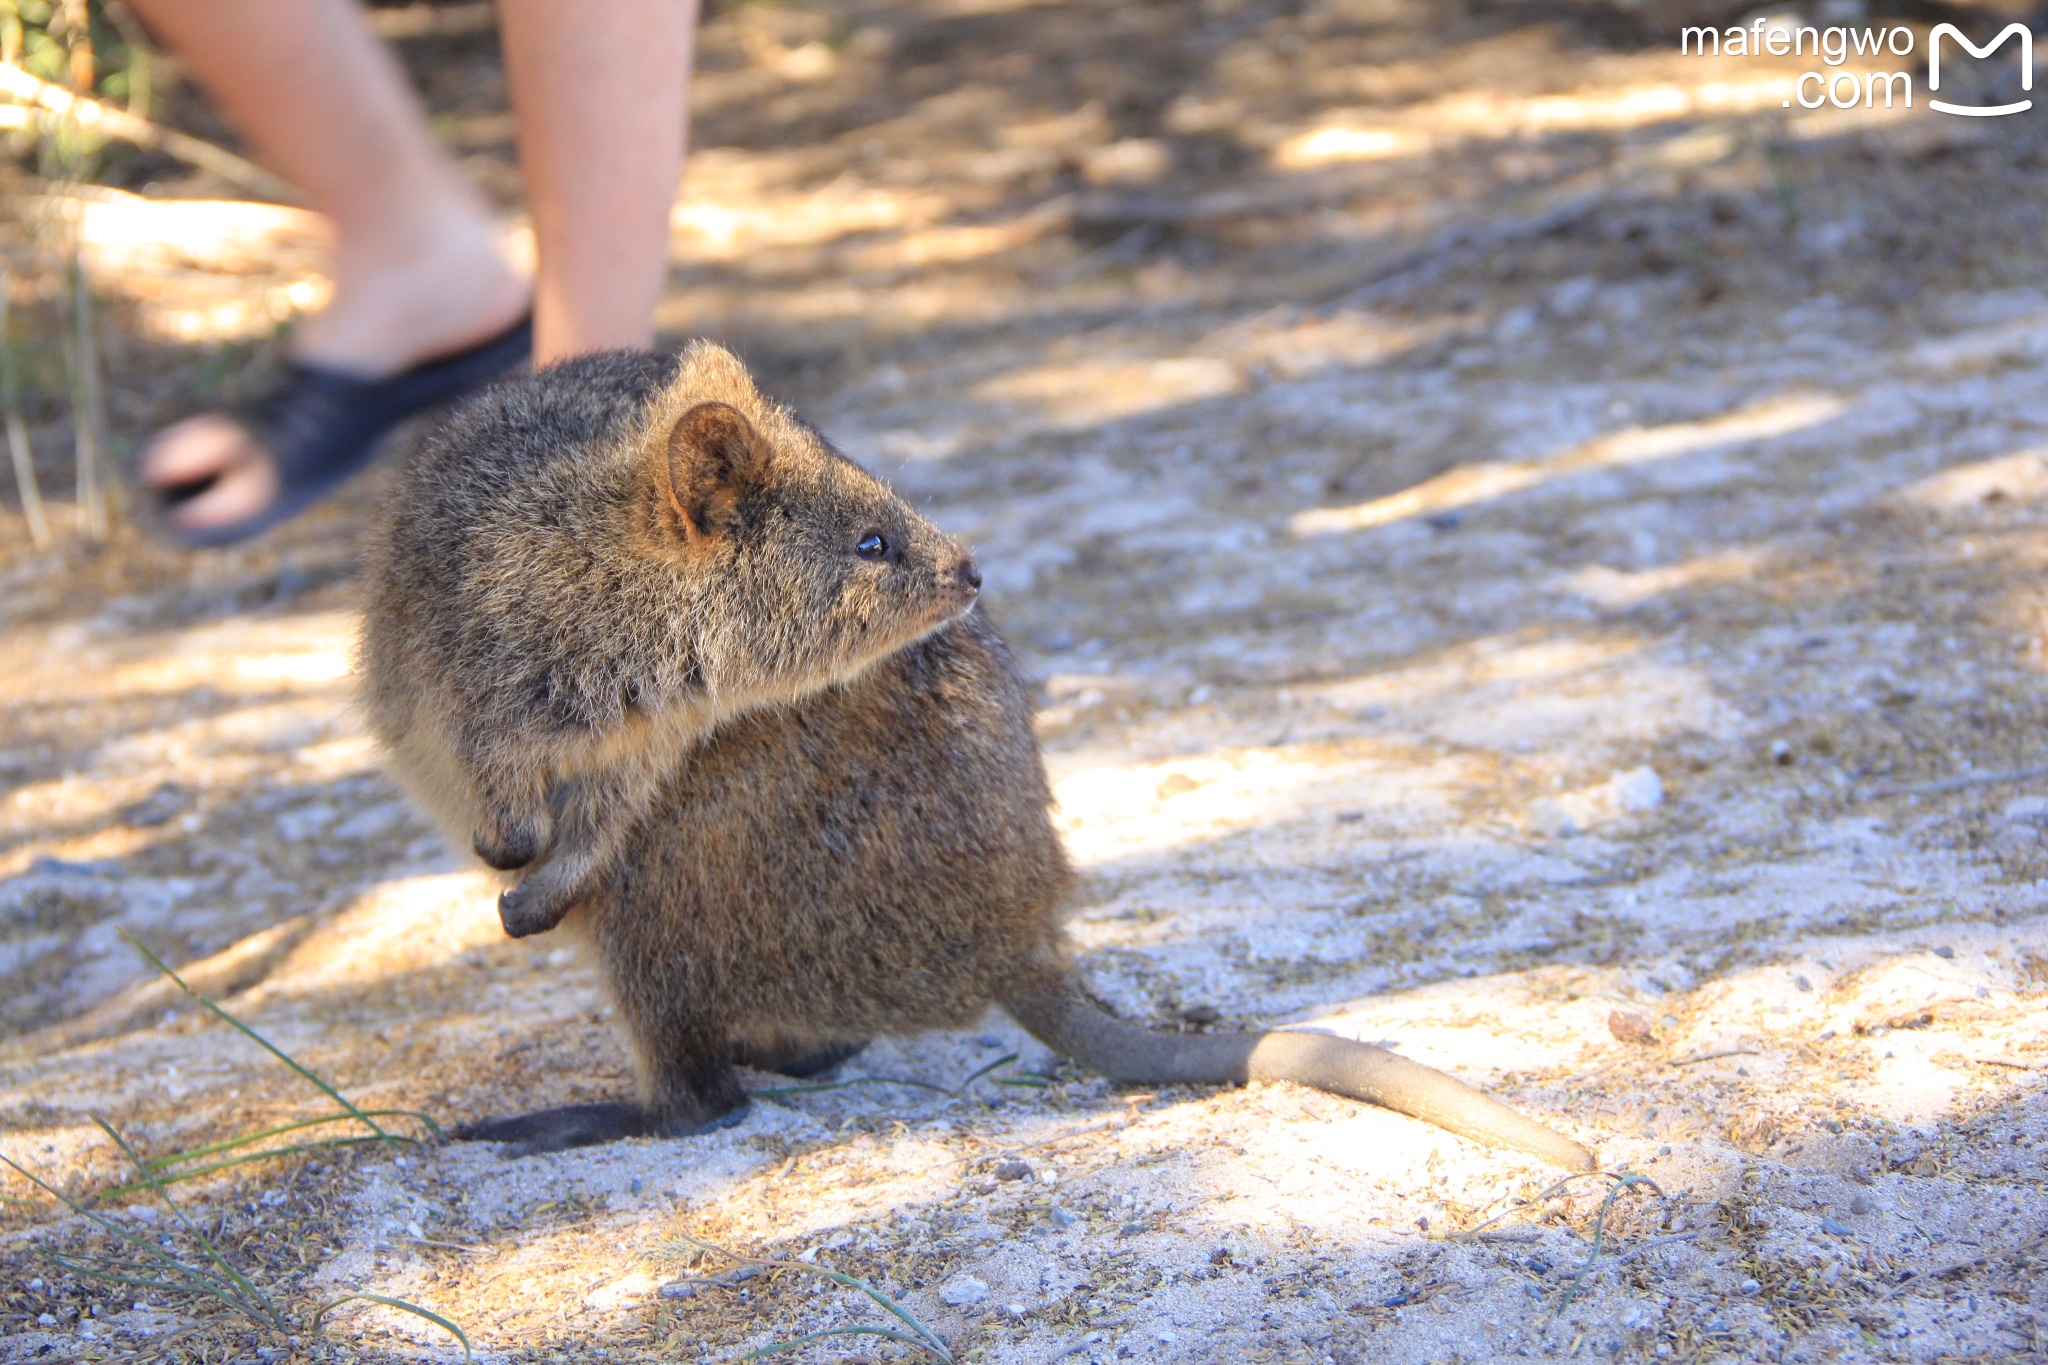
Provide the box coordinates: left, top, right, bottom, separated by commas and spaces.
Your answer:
1607, 1010, 1656, 1045
630, 1176, 643, 1194
1528, 797, 1577, 838
1820, 1118, 1843, 1134
1771, 739, 1794, 765
1527, 1256, 1552, 1275
1209, 1247, 1233, 1265
1850, 1194, 1873, 1215
993, 1160, 1032, 1181
1048, 1206, 1077, 1228
1932, 945, 1955, 959
1118, 1221, 1148, 1237
1795, 974, 1813, 992
1820, 1217, 1853, 1236
939, 1274, 990, 1306
1178, 1004, 1221, 1026
1657, 1145, 1671, 1157
656, 1281, 700, 1301
36, 1314, 54, 1327
1820, 1262, 1842, 1287
1611, 766, 1664, 811
1738, 1279, 1761, 1296
977, 1034, 1006, 1048
1157, 1329, 1178, 1343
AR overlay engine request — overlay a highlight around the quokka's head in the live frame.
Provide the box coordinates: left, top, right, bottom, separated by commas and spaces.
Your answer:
632, 344, 980, 698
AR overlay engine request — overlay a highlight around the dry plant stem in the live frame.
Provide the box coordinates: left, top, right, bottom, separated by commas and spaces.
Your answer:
0, 268, 50, 548
1866, 764, 2048, 800
1876, 1226, 2048, 1301
66, 254, 105, 540
0, 60, 293, 199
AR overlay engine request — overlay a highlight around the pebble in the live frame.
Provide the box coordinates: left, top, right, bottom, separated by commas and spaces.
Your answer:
940, 1274, 990, 1306
1932, 945, 1955, 959
1607, 1010, 1656, 1046
993, 1160, 1032, 1181
1820, 1217, 1853, 1236
1049, 1206, 1078, 1228
1611, 766, 1664, 811
1850, 1194, 1873, 1215
1795, 974, 1813, 992
1118, 1221, 1148, 1237
1738, 1279, 1761, 1295
656, 1281, 700, 1301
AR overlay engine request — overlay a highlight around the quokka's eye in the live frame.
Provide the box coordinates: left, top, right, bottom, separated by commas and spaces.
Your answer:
856, 532, 888, 559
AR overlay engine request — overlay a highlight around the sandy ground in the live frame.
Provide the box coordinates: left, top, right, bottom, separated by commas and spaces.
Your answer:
2, 0, 2047, 1360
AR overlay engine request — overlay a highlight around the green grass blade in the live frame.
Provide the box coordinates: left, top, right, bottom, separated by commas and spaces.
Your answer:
743, 1324, 947, 1361
43, 1255, 241, 1303
953, 1052, 1020, 1097
148, 1110, 438, 1170
316, 1293, 473, 1361
1, 1152, 220, 1284
121, 932, 423, 1143
101, 1136, 397, 1200
92, 1118, 281, 1330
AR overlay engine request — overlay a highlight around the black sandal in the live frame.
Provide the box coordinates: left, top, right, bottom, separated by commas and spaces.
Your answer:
157, 312, 533, 548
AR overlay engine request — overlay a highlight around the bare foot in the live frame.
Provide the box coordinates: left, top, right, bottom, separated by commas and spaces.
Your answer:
142, 216, 531, 538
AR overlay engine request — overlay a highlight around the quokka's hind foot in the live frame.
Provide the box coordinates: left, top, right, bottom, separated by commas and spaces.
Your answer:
454, 1100, 750, 1156
732, 1039, 871, 1078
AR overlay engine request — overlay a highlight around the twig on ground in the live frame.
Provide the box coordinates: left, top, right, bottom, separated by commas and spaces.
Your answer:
0, 267, 49, 548
1864, 764, 2048, 800
1877, 1227, 2048, 1301
1666, 1048, 1760, 1068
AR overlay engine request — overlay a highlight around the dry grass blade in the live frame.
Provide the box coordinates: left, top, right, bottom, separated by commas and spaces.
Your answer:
315, 1293, 474, 1361
672, 1233, 955, 1364
65, 253, 105, 541
0, 265, 49, 548
0, 60, 294, 200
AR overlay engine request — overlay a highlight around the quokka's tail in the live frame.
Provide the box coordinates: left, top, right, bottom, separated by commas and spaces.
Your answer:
1002, 973, 1597, 1172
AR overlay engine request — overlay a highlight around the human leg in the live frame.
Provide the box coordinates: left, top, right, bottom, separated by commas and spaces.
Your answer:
126, 0, 529, 533
496, 0, 698, 364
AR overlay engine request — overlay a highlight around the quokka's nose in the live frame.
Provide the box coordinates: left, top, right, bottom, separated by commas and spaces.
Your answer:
954, 556, 982, 594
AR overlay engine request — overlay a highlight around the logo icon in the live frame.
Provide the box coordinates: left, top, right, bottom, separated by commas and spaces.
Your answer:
1928, 22, 2033, 117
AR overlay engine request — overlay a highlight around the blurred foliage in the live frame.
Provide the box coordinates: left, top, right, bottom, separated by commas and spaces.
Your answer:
0, 0, 151, 115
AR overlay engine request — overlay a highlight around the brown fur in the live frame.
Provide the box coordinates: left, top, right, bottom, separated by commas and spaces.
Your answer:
360, 344, 979, 938
361, 348, 1596, 1171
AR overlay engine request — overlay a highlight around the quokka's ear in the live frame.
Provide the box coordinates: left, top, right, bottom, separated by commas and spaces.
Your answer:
663, 402, 767, 541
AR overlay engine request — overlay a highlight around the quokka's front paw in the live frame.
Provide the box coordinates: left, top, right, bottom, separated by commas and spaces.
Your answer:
473, 813, 548, 870
498, 875, 579, 938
